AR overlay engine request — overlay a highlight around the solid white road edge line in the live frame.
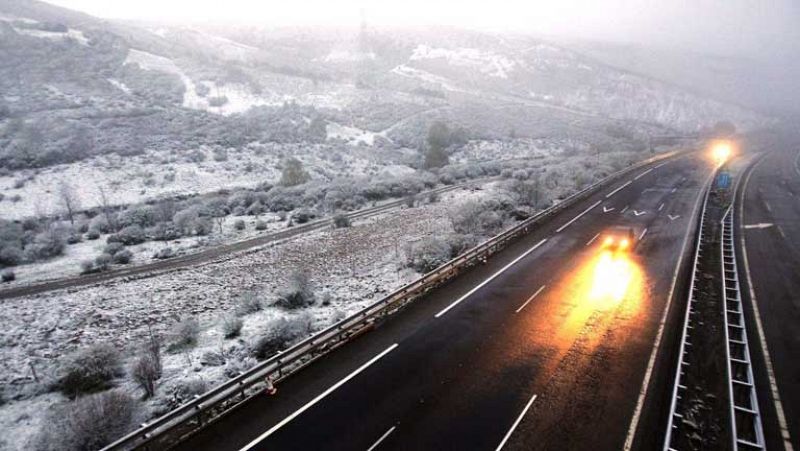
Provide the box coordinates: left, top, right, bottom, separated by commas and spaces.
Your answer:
654, 162, 668, 169
739, 157, 795, 451
434, 239, 548, 318
556, 200, 602, 233
366, 426, 397, 451
495, 393, 538, 451
586, 232, 600, 246
606, 180, 633, 198
239, 344, 400, 451
622, 169, 714, 451
634, 168, 654, 180
515, 285, 546, 313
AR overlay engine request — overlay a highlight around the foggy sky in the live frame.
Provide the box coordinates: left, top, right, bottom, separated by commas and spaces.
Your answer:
45, 0, 800, 59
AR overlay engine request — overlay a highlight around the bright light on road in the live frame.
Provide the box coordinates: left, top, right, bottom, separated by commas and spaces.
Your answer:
588, 251, 637, 307
711, 140, 733, 166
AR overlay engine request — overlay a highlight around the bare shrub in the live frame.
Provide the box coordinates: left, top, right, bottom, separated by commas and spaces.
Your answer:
35, 390, 140, 451
60, 343, 123, 396
168, 377, 208, 408
221, 314, 243, 339
1, 269, 14, 282
201, 349, 227, 366
224, 355, 257, 378
255, 220, 267, 231
275, 270, 315, 309
449, 200, 505, 236
332, 213, 351, 228
113, 248, 133, 264
131, 337, 162, 398
406, 237, 451, 273
235, 291, 263, 315
169, 317, 200, 351
251, 314, 313, 359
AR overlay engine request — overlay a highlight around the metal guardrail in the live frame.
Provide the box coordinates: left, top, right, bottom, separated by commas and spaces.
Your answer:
663, 171, 713, 451
721, 206, 765, 450
103, 149, 683, 451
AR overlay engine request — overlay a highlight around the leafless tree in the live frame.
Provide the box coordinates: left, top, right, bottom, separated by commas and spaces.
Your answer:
98, 185, 118, 232
58, 181, 80, 226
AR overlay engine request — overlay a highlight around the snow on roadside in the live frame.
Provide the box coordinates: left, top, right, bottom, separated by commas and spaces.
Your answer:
0, 186, 491, 449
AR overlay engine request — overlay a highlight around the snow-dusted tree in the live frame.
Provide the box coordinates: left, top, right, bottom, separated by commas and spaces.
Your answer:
279, 158, 310, 187
58, 181, 80, 226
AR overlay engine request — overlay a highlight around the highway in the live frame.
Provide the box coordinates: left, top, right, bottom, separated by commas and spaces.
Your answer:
175, 153, 713, 451
737, 147, 800, 450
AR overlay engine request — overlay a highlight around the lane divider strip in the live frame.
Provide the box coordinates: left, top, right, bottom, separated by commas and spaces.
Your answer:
556, 200, 603, 233
434, 239, 548, 318
606, 180, 633, 198
240, 343, 400, 451
515, 285, 547, 313
495, 393, 538, 451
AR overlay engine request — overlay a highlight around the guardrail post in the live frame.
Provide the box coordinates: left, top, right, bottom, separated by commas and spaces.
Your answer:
195, 401, 203, 426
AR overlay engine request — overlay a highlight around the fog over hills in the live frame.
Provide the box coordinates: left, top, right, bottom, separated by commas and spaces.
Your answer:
0, 0, 774, 172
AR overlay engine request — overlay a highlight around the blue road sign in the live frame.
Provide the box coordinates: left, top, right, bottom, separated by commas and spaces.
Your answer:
717, 171, 731, 189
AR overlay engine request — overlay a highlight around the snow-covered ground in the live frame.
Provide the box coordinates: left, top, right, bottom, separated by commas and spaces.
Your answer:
0, 143, 412, 220
410, 44, 517, 79
0, 185, 491, 450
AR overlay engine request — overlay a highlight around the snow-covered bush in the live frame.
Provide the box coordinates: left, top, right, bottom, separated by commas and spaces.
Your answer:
224, 355, 257, 378
94, 253, 112, 271
103, 242, 125, 256
254, 220, 267, 231
169, 378, 208, 408
275, 270, 315, 309
0, 245, 23, 267
25, 228, 66, 261
169, 317, 200, 351
113, 249, 133, 264
59, 343, 123, 395
109, 225, 145, 245
235, 291, 263, 315
221, 314, 244, 339
406, 237, 451, 273
251, 314, 313, 359
89, 215, 112, 234
234, 219, 246, 230
85, 229, 100, 240
1, 269, 15, 282
35, 390, 140, 451
332, 213, 351, 228
153, 247, 174, 260
131, 345, 161, 399
449, 200, 506, 237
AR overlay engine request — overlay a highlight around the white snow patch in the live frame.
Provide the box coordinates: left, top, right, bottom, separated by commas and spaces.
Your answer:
326, 122, 376, 146
12, 26, 90, 46
391, 64, 461, 92
323, 50, 376, 62
410, 44, 516, 78
107, 78, 131, 94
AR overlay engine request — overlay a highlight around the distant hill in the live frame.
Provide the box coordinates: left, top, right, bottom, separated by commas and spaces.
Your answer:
0, 0, 770, 171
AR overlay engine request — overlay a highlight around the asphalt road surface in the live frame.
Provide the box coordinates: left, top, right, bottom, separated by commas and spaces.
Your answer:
738, 147, 800, 450
175, 154, 712, 451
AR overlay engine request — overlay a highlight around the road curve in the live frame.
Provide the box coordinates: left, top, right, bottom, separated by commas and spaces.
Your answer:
737, 147, 800, 450
175, 153, 711, 451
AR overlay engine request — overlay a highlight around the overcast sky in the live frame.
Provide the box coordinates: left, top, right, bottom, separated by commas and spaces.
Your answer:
45, 0, 800, 59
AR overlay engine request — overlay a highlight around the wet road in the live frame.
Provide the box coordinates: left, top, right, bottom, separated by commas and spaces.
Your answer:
176, 154, 712, 451
738, 147, 800, 450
